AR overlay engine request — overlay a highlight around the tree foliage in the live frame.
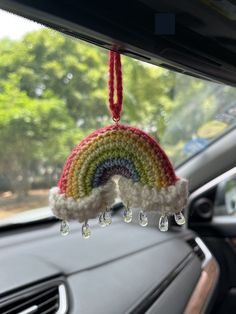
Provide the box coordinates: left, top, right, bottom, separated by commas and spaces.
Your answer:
0, 29, 236, 195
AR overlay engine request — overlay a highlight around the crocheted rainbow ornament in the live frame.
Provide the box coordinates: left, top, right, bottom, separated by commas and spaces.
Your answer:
49, 52, 188, 237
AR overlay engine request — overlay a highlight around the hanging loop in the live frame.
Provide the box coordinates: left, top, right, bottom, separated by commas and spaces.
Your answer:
108, 51, 123, 122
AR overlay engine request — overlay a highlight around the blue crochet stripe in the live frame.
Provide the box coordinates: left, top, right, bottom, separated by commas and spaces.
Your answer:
92, 157, 139, 188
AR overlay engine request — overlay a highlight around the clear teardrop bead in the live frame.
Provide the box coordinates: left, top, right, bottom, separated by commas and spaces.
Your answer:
174, 212, 185, 225
103, 210, 112, 226
60, 220, 70, 236
99, 213, 107, 227
139, 211, 148, 227
82, 222, 91, 239
159, 215, 169, 232
123, 207, 132, 223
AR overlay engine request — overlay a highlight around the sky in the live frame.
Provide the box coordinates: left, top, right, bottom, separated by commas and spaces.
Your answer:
0, 9, 42, 39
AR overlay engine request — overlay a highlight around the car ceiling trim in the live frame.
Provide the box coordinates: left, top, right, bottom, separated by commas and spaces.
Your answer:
0, 0, 235, 86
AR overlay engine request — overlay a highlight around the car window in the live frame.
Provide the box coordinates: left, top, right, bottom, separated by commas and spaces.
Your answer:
0, 9, 236, 226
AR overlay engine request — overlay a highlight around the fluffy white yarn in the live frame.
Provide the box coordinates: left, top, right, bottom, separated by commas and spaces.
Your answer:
49, 180, 117, 222
118, 176, 188, 214
49, 176, 188, 222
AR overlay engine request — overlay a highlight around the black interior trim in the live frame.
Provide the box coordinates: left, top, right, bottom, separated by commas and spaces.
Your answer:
0, 0, 235, 86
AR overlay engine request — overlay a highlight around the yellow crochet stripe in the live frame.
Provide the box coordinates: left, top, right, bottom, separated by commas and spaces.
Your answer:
66, 129, 170, 194
78, 147, 148, 198
67, 133, 160, 198
79, 140, 166, 196
66, 129, 170, 199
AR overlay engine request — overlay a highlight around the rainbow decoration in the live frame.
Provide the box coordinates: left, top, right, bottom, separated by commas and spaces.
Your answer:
49, 51, 188, 237
49, 124, 188, 233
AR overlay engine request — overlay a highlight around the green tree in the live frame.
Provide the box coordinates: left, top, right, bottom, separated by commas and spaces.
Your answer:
0, 29, 176, 130
0, 74, 73, 198
0, 29, 176, 196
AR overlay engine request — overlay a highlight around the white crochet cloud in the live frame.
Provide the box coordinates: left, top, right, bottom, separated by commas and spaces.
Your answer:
49, 176, 188, 223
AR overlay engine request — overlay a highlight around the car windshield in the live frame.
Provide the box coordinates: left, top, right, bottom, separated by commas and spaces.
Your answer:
0, 9, 236, 226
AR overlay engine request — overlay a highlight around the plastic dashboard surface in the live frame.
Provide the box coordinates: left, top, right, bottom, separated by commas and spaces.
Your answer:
0, 218, 201, 314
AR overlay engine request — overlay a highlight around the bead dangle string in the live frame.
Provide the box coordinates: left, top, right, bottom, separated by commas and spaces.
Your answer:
56, 50, 187, 239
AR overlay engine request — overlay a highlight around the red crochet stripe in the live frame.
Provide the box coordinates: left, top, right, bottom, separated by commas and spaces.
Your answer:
108, 51, 123, 122
58, 124, 177, 193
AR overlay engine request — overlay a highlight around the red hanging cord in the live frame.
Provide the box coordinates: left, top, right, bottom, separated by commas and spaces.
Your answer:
108, 51, 123, 122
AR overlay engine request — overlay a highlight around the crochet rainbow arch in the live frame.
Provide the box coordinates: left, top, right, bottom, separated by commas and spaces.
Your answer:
49, 124, 188, 223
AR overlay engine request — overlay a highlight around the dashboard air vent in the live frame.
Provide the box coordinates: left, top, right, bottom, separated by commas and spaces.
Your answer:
0, 278, 68, 314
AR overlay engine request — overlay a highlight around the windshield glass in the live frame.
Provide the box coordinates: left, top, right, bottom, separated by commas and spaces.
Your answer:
0, 9, 236, 226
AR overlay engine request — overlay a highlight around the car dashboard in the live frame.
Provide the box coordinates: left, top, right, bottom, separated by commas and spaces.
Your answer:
0, 216, 219, 314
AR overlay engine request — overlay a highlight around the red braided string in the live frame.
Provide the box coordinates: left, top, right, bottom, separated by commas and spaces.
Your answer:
108, 51, 123, 122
